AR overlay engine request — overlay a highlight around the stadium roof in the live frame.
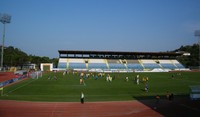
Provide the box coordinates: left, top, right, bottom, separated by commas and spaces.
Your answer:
58, 50, 183, 59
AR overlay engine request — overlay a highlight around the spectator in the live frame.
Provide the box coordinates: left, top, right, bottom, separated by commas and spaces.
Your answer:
81, 92, 85, 104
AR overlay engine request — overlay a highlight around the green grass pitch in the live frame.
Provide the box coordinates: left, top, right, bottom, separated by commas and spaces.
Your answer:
1, 71, 200, 102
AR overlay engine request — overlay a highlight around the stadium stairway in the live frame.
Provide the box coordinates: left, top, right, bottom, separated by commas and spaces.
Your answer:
155, 59, 163, 68
138, 59, 145, 69
170, 60, 178, 68
86, 60, 89, 69
105, 59, 109, 69
121, 59, 128, 69
67, 59, 69, 69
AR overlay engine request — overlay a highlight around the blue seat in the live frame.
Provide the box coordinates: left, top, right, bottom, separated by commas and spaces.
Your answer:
127, 64, 143, 69
175, 63, 185, 68
109, 63, 126, 69
69, 63, 86, 69
143, 63, 161, 69
58, 62, 66, 68
160, 64, 176, 69
88, 63, 108, 69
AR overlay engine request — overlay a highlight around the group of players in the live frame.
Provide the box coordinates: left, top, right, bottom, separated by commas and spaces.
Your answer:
77, 72, 150, 92
47, 70, 150, 92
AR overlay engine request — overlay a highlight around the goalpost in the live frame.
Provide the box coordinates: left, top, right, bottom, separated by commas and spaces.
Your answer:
29, 71, 42, 79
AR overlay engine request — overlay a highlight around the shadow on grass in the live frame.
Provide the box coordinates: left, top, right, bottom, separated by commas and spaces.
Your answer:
133, 94, 200, 117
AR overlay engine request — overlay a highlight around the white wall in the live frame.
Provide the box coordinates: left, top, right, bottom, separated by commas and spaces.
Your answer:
40, 63, 53, 71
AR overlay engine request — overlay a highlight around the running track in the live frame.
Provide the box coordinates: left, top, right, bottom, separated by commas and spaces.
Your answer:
0, 100, 162, 117
1, 98, 200, 117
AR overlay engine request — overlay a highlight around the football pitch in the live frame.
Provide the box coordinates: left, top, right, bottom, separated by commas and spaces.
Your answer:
1, 71, 200, 102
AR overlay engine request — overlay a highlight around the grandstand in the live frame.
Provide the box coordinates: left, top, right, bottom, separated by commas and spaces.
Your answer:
58, 50, 187, 72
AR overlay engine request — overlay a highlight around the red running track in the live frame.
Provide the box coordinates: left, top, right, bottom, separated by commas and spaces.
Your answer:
0, 100, 163, 117
0, 72, 16, 82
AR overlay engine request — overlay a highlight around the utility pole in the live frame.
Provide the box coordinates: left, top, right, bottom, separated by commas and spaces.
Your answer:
0, 13, 11, 71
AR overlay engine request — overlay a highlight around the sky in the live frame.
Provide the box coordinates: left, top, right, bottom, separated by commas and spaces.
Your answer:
0, 0, 200, 58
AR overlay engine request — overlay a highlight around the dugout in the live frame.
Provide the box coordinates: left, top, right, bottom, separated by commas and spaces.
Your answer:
190, 86, 200, 100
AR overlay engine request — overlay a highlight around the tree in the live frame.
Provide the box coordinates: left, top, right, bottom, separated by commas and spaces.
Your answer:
4, 46, 29, 67
3, 46, 58, 70
174, 44, 199, 69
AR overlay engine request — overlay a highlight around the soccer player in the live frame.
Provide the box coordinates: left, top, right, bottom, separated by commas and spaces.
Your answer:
80, 78, 83, 84
145, 83, 148, 92
136, 74, 139, 85
125, 76, 129, 82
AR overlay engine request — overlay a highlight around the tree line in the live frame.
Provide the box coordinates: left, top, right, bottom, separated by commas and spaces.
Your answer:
2, 46, 58, 70
174, 44, 199, 69
1, 44, 199, 70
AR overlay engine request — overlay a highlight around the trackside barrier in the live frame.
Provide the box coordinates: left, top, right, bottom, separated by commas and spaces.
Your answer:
0, 71, 43, 87
0, 75, 27, 87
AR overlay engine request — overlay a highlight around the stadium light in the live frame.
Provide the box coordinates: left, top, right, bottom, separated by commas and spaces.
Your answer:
0, 13, 11, 71
194, 30, 200, 70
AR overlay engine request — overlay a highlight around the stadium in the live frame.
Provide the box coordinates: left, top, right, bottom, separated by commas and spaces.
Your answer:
0, 49, 200, 117
57, 50, 187, 72
1, 1, 200, 117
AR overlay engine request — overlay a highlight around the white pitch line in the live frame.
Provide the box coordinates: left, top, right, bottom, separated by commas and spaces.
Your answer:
4, 79, 36, 96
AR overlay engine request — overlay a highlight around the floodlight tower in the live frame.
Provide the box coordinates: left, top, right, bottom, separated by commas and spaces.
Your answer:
194, 30, 200, 70
0, 13, 11, 71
